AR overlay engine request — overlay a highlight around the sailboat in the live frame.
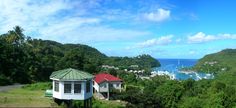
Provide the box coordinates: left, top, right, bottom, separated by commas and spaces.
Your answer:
177, 59, 184, 70
176, 59, 180, 69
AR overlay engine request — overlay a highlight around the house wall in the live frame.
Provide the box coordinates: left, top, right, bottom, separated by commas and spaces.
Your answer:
99, 82, 109, 92
93, 81, 100, 92
110, 81, 122, 90
52, 80, 62, 99
52, 80, 93, 100
84, 80, 93, 100
94, 81, 122, 93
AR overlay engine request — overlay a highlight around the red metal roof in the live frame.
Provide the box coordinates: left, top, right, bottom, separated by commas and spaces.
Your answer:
94, 73, 122, 84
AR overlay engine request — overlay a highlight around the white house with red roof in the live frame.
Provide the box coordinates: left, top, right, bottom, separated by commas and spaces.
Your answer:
93, 73, 122, 99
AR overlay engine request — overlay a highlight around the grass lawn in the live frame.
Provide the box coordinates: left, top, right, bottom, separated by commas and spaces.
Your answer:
0, 82, 125, 108
0, 87, 58, 107
0, 84, 126, 108
0, 88, 125, 108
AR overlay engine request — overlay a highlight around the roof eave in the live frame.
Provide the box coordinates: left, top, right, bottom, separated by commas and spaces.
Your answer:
50, 78, 60, 81
95, 80, 123, 84
51, 77, 94, 81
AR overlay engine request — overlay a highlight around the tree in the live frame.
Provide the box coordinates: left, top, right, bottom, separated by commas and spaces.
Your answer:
0, 26, 29, 83
57, 48, 84, 70
155, 80, 184, 108
108, 69, 117, 76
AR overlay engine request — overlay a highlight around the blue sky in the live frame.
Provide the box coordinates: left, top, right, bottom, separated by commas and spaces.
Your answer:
0, 0, 236, 59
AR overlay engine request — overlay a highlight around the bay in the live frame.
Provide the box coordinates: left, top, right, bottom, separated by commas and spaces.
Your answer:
153, 59, 214, 80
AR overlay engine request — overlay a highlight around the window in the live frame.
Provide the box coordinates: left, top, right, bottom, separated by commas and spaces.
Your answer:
64, 82, 71, 93
74, 83, 81, 93
116, 83, 120, 87
109, 83, 113, 88
54, 81, 59, 92
103, 83, 107, 88
86, 80, 90, 93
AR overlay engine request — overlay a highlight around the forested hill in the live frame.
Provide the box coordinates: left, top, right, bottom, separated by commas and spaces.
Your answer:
0, 26, 160, 85
194, 49, 236, 74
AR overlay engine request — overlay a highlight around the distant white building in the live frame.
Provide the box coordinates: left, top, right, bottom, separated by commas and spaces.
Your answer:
129, 65, 139, 68
101, 65, 119, 70
204, 61, 218, 65
93, 73, 122, 100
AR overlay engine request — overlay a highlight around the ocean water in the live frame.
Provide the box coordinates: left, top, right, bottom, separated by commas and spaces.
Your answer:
153, 59, 214, 80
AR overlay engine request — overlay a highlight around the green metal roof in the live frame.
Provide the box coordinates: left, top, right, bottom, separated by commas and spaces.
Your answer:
50, 68, 94, 80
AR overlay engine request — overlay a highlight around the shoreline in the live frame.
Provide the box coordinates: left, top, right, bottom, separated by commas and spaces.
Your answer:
178, 70, 196, 74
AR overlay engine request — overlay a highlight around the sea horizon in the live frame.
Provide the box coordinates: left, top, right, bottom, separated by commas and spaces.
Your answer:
157, 58, 199, 60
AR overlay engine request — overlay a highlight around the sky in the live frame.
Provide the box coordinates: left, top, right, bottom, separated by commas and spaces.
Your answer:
0, 0, 236, 59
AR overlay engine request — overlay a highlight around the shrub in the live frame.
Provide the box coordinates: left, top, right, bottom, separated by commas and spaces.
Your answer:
22, 82, 51, 90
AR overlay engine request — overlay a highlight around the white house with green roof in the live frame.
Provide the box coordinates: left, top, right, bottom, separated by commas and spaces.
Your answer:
50, 68, 94, 101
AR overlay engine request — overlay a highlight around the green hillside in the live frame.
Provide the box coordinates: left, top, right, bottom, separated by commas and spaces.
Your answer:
0, 26, 160, 85
104, 54, 160, 69
194, 49, 236, 74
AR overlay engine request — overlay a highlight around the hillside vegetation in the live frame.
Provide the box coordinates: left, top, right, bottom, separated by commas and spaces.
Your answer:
110, 49, 236, 108
194, 49, 236, 73
1, 26, 236, 108
0, 26, 160, 85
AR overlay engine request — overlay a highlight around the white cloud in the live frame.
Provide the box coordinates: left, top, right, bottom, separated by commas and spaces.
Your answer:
137, 35, 173, 48
144, 8, 170, 22
187, 32, 216, 43
39, 25, 150, 43
176, 38, 182, 43
189, 50, 197, 55
189, 13, 198, 20
220, 33, 236, 39
0, 0, 73, 33
0, 0, 150, 43
188, 32, 236, 43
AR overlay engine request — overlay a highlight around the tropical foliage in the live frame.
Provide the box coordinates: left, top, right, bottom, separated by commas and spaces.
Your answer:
114, 72, 236, 108
112, 49, 236, 108
1, 26, 236, 108
0, 26, 159, 85
194, 49, 236, 74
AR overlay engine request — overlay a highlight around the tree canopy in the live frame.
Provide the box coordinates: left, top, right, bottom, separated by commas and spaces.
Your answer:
0, 26, 160, 85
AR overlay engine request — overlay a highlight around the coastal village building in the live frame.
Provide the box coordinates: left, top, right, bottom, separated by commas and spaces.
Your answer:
50, 68, 94, 108
101, 65, 119, 70
93, 73, 122, 100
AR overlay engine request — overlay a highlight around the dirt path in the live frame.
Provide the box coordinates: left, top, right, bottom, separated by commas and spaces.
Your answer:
0, 84, 24, 92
